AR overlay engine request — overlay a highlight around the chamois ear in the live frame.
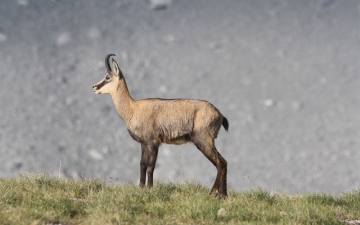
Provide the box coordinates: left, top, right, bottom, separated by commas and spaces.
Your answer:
112, 59, 123, 79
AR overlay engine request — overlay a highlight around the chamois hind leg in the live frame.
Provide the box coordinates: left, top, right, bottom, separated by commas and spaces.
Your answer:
193, 136, 227, 199
217, 152, 227, 198
140, 142, 159, 187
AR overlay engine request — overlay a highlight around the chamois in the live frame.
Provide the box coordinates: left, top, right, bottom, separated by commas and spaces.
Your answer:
93, 54, 229, 198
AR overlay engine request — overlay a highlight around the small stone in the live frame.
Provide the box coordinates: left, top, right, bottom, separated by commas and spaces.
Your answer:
159, 85, 167, 93
102, 147, 109, 155
163, 147, 170, 156
0, 32, 7, 42
217, 208, 226, 216
120, 51, 129, 62
345, 220, 360, 225
291, 101, 302, 110
150, 0, 172, 10
17, 0, 29, 6
66, 97, 74, 105
87, 26, 101, 40
164, 35, 175, 43
56, 32, 71, 46
89, 149, 104, 160
96, 61, 104, 70
264, 99, 275, 107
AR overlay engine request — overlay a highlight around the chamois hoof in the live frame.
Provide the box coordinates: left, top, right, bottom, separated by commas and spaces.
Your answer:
209, 190, 227, 199
210, 189, 218, 197
218, 193, 228, 200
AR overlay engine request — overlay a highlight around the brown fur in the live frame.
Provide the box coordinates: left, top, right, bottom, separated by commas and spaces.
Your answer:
93, 55, 229, 198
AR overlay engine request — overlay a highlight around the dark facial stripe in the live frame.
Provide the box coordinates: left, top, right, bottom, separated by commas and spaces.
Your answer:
96, 80, 107, 90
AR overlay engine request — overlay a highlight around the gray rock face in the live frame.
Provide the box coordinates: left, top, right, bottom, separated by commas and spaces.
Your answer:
1, 0, 360, 193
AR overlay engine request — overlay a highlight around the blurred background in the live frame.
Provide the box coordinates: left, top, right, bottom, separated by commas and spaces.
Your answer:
1, 0, 360, 194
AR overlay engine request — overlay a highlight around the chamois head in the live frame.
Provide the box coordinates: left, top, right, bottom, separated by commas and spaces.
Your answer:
93, 54, 124, 94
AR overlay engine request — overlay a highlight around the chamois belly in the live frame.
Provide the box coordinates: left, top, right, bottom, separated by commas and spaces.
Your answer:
157, 123, 193, 145
127, 115, 194, 144
127, 128, 192, 145
162, 133, 191, 145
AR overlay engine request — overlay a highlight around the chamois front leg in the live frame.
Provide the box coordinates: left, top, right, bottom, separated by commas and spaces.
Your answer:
139, 145, 147, 187
140, 142, 159, 187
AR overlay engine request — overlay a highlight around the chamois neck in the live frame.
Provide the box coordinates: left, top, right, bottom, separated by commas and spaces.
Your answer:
110, 79, 134, 124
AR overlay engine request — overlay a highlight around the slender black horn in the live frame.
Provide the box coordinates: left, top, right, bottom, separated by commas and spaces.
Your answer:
105, 54, 116, 72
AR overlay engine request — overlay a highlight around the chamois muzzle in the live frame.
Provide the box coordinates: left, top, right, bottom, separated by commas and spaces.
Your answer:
105, 53, 116, 72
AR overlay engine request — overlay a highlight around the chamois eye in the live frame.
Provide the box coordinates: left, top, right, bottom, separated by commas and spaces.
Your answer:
105, 76, 111, 81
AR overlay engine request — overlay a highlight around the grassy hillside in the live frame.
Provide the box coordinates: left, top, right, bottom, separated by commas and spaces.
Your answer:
0, 174, 359, 225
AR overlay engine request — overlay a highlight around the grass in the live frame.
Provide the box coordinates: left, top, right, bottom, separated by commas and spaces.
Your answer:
0, 174, 359, 225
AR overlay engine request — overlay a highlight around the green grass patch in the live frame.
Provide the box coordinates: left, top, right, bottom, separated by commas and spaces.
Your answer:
0, 174, 359, 224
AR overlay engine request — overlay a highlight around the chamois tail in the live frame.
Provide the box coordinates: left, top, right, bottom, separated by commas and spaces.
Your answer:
222, 117, 229, 131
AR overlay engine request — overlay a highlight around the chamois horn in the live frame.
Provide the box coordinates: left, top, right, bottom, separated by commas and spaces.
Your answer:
105, 54, 116, 72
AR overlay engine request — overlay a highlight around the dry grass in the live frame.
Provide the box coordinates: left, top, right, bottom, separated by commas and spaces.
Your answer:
0, 174, 359, 225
